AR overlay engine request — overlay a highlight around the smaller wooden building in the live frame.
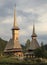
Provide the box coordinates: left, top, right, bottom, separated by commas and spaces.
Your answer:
25, 25, 39, 58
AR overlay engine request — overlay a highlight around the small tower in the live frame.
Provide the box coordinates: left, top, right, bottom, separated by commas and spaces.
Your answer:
25, 24, 39, 58
31, 24, 37, 39
4, 6, 23, 58
30, 24, 39, 50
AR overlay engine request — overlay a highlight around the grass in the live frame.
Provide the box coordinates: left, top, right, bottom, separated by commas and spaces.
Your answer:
0, 56, 47, 65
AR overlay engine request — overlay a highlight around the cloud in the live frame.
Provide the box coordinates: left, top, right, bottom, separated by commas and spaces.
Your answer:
0, 0, 47, 45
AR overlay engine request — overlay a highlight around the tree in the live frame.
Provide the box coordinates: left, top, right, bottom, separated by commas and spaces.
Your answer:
44, 44, 47, 50
43, 51, 47, 58
34, 48, 43, 58
34, 42, 47, 58
25, 39, 30, 50
21, 44, 25, 52
0, 38, 7, 56
41, 42, 45, 51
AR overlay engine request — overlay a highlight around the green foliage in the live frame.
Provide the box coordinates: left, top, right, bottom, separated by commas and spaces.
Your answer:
35, 58, 41, 63
21, 44, 26, 52
43, 51, 47, 58
43, 44, 47, 50
0, 57, 46, 65
34, 48, 43, 58
0, 38, 7, 55
25, 39, 30, 50
34, 44, 47, 58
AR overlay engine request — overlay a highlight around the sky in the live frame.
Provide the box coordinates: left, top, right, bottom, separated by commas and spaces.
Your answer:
0, 0, 47, 45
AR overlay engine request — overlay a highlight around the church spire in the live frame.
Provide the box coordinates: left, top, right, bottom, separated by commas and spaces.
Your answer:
12, 5, 20, 30
33, 24, 35, 34
14, 6, 17, 27
31, 24, 37, 37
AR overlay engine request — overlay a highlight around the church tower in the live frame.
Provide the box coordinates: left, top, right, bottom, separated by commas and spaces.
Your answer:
12, 7, 21, 49
31, 24, 37, 40
12, 7, 20, 41
30, 24, 39, 50
25, 24, 39, 58
4, 7, 23, 58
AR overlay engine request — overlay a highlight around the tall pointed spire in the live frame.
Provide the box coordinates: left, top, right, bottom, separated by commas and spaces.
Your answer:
12, 5, 20, 30
14, 5, 17, 27
33, 24, 35, 34
31, 24, 37, 37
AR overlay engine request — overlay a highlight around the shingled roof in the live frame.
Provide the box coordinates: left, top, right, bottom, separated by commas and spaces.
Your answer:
29, 39, 39, 50
26, 24, 39, 51
4, 39, 22, 52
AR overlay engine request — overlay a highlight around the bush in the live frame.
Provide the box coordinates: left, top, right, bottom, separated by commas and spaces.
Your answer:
36, 59, 41, 63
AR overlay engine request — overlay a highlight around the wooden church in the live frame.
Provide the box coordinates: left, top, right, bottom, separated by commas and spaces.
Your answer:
4, 6, 40, 59
4, 7, 23, 58
25, 24, 39, 58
